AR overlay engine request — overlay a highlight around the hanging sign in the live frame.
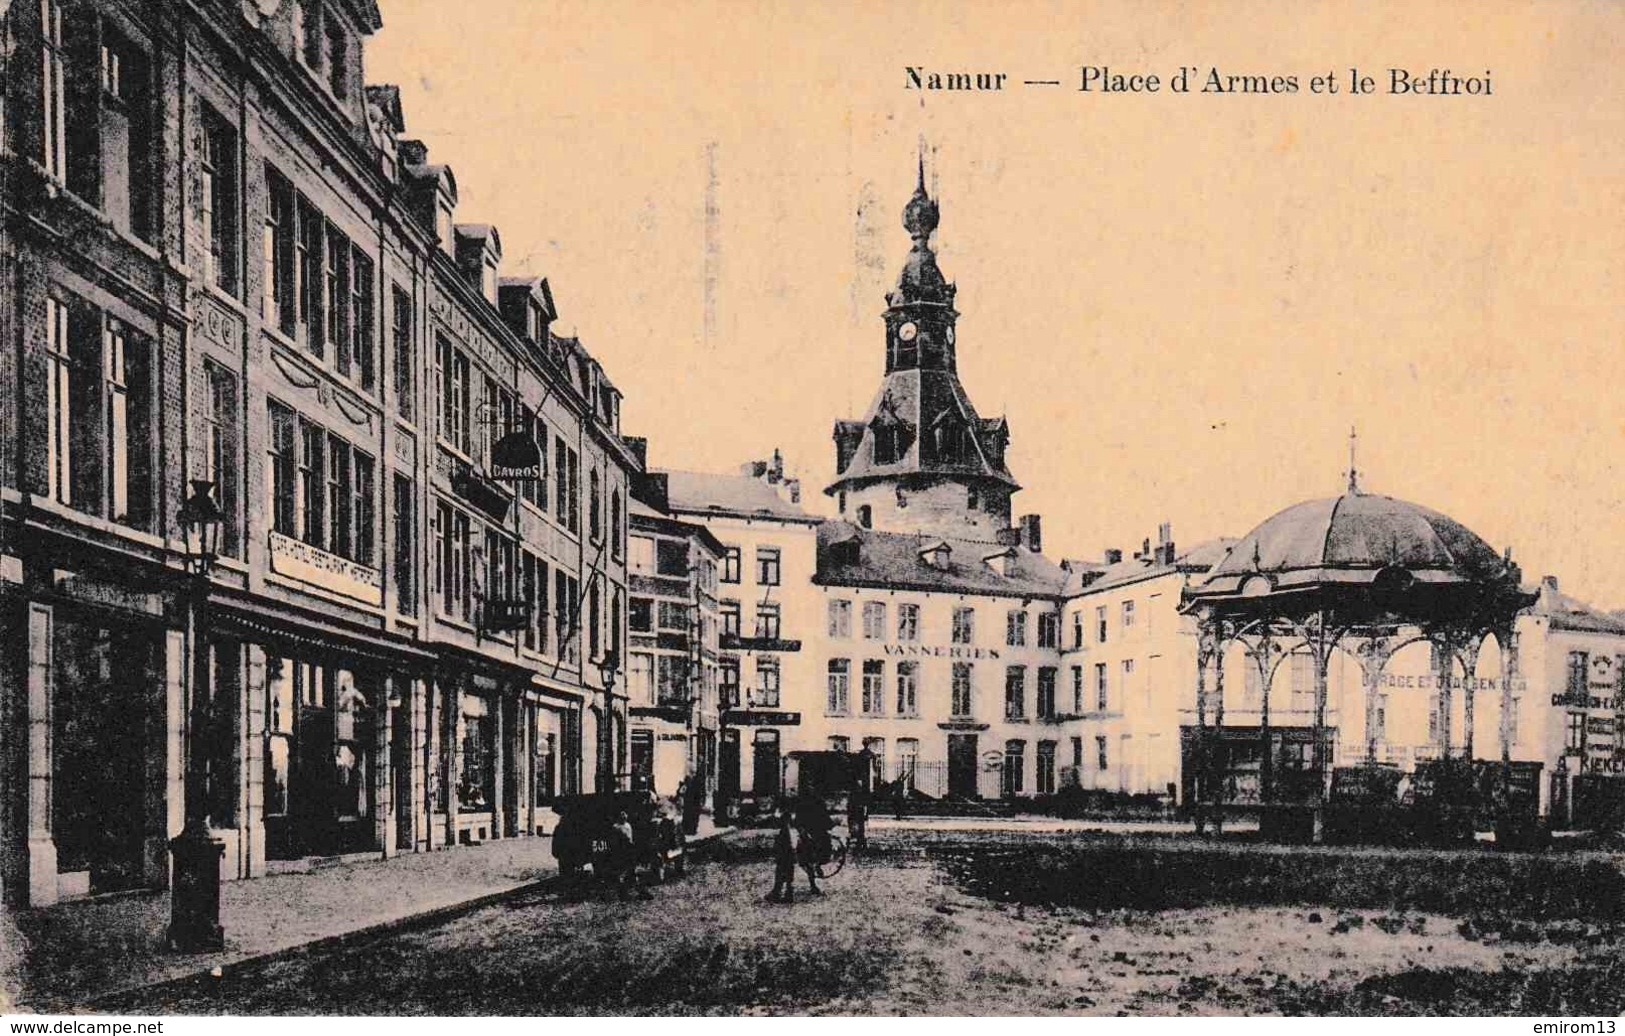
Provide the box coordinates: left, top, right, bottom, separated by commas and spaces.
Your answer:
489, 432, 544, 482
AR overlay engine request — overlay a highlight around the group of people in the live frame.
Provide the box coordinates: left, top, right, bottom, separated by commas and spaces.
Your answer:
600, 809, 661, 901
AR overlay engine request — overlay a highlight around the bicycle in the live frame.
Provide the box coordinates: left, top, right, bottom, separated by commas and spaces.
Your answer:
815, 833, 848, 879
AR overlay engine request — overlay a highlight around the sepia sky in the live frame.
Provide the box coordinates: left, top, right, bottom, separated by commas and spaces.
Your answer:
367, 0, 1625, 607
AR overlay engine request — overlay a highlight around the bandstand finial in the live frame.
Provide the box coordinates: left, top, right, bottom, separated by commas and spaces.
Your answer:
1346, 425, 1361, 495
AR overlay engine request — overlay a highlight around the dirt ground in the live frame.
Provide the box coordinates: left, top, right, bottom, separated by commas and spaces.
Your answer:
111, 830, 1623, 1016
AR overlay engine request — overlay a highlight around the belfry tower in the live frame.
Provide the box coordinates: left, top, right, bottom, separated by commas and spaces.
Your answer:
826, 159, 1020, 538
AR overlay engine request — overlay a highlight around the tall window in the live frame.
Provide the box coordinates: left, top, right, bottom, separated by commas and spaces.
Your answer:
41, 0, 66, 181
1071, 666, 1083, 713
44, 297, 70, 503
1096, 735, 1109, 772
204, 362, 239, 554
1006, 609, 1028, 647
754, 602, 780, 641
952, 606, 975, 645
1036, 741, 1057, 795
897, 739, 919, 784
1121, 658, 1136, 712
1567, 652, 1589, 696
826, 659, 850, 716
1566, 711, 1586, 753
1072, 611, 1084, 650
897, 603, 920, 642
719, 660, 740, 709
895, 661, 918, 717
268, 401, 298, 535
1122, 599, 1137, 631
200, 107, 239, 295
862, 600, 886, 640
721, 546, 741, 583
1037, 613, 1059, 649
1037, 667, 1057, 720
610, 489, 623, 561
347, 251, 375, 390
393, 475, 415, 615
391, 287, 413, 419
951, 662, 974, 718
861, 660, 885, 716
589, 468, 603, 542
627, 653, 654, 705
828, 598, 852, 638
756, 546, 781, 586
1096, 605, 1108, 643
1002, 740, 1025, 797
1095, 662, 1108, 712
754, 658, 780, 708
1004, 666, 1027, 720
720, 600, 740, 638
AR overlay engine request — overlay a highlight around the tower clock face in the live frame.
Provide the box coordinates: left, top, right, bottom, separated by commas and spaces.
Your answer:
898, 322, 918, 342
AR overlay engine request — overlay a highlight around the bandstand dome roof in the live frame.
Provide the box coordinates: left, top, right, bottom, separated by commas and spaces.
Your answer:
1195, 490, 1514, 601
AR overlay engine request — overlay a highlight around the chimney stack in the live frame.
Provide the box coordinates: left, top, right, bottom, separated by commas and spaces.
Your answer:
1105, 548, 1123, 565
1018, 514, 1043, 554
399, 139, 430, 166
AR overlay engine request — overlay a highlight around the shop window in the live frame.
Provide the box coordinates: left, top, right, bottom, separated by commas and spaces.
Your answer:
630, 730, 654, 785
265, 656, 295, 817
533, 723, 557, 806
459, 695, 494, 812
333, 672, 370, 822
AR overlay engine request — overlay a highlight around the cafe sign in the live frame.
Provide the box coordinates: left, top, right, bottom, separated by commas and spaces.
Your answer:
489, 431, 543, 482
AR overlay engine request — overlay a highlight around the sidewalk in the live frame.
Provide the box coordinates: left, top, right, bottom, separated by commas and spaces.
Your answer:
868, 814, 1259, 836
3, 817, 729, 1013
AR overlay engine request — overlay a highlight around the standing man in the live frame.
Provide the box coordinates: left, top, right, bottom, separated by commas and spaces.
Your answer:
766, 803, 798, 903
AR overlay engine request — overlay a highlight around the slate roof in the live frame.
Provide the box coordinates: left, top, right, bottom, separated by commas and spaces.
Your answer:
1061, 538, 1238, 596
827, 368, 1019, 493
815, 521, 1067, 599
661, 470, 818, 524
1532, 581, 1625, 636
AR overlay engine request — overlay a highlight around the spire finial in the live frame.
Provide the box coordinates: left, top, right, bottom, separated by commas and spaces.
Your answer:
1346, 425, 1361, 494
917, 139, 926, 192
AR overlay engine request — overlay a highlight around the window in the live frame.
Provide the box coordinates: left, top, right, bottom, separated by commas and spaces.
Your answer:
589, 468, 603, 542
753, 658, 780, 708
201, 361, 238, 551
268, 401, 298, 535
856, 504, 871, 529
895, 661, 918, 717
1072, 612, 1084, 650
388, 287, 413, 420
1122, 600, 1136, 632
657, 655, 687, 705
1567, 652, 1589, 696
862, 601, 886, 640
435, 504, 471, 622
897, 603, 920, 642
1006, 609, 1028, 647
611, 489, 623, 561
719, 660, 740, 709
42, 297, 71, 504
1291, 651, 1316, 712
518, 409, 548, 512
828, 598, 852, 638
1566, 711, 1586, 753
1037, 612, 1059, 649
756, 546, 781, 586
952, 607, 975, 645
721, 546, 741, 583
1095, 663, 1108, 712
861, 660, 885, 716
754, 603, 781, 641
199, 107, 239, 295
627, 653, 654, 705
1037, 667, 1057, 719
458, 696, 494, 813
322, 11, 348, 98
1003, 740, 1025, 797
1004, 666, 1026, 720
897, 739, 919, 784
392, 476, 415, 614
1096, 605, 1108, 643
41, 0, 66, 181
1037, 741, 1057, 795
1096, 735, 1109, 772
1071, 666, 1084, 713
951, 662, 974, 718
826, 660, 850, 716
656, 539, 687, 576
720, 600, 740, 638
829, 736, 850, 754
658, 601, 687, 632
1071, 736, 1083, 771
1120, 658, 1135, 713
629, 536, 655, 574
629, 597, 653, 632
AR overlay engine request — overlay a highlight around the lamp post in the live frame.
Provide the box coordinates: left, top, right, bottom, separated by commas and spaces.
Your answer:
168, 480, 226, 952
595, 649, 620, 792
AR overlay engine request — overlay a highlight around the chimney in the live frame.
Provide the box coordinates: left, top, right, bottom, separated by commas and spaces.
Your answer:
741, 460, 767, 479
622, 436, 648, 469
1542, 575, 1560, 593
1018, 514, 1043, 554
1105, 548, 1123, 565
785, 478, 801, 505
768, 448, 784, 484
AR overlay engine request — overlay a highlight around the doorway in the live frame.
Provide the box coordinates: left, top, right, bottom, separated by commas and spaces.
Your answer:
948, 733, 979, 799
752, 729, 781, 798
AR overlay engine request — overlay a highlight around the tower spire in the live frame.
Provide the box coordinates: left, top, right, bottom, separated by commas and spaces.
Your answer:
1346, 425, 1361, 495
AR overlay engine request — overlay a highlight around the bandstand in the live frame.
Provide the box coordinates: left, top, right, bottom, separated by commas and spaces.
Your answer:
1180, 474, 1538, 844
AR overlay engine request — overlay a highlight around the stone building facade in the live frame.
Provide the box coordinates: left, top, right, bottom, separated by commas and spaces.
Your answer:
0, 0, 635, 907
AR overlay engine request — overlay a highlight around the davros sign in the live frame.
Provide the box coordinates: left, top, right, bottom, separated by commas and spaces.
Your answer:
489, 432, 543, 482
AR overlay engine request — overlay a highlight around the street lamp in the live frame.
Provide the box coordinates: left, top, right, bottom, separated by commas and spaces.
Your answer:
168, 480, 226, 952
595, 649, 620, 792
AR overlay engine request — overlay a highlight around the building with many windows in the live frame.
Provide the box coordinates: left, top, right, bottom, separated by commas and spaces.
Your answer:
0, 0, 638, 908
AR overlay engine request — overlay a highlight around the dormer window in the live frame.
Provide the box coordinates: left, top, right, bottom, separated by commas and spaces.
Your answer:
324, 17, 348, 99
920, 542, 952, 571
481, 260, 497, 303
436, 203, 454, 254
527, 302, 545, 340
294, 2, 352, 104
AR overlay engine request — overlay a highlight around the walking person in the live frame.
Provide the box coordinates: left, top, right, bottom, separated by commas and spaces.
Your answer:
795, 793, 834, 896
605, 810, 642, 901
847, 780, 870, 852
766, 803, 798, 903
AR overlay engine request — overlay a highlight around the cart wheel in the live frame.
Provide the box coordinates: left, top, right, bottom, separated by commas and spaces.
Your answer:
816, 835, 847, 879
